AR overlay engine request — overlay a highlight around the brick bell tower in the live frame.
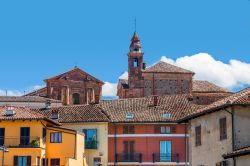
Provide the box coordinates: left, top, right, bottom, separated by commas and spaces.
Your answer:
127, 32, 145, 98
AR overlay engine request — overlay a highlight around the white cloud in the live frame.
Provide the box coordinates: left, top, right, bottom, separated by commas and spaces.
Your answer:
102, 82, 117, 97
160, 53, 250, 90
118, 71, 128, 80
0, 85, 45, 96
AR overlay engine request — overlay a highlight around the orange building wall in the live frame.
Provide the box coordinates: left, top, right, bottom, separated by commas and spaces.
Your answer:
108, 123, 188, 164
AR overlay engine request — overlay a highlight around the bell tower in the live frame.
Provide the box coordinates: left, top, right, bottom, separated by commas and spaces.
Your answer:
127, 32, 145, 97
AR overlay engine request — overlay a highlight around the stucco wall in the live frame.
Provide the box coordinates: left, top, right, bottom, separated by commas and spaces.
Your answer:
236, 154, 250, 166
233, 106, 250, 150
63, 122, 108, 166
189, 110, 233, 166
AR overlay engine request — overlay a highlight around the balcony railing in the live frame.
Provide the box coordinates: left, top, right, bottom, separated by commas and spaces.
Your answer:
0, 136, 41, 148
115, 153, 142, 163
85, 140, 98, 149
152, 153, 179, 163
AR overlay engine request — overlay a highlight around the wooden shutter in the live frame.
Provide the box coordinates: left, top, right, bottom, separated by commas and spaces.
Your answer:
130, 126, 135, 134
171, 126, 176, 133
123, 141, 129, 154
220, 117, 227, 140
13, 156, 18, 166
154, 125, 161, 133
195, 125, 201, 146
130, 141, 135, 154
27, 156, 31, 166
123, 126, 128, 134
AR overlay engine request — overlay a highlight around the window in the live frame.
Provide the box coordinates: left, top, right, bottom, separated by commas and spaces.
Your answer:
123, 141, 135, 161
13, 156, 31, 166
51, 158, 60, 166
133, 58, 139, 67
195, 125, 201, 146
72, 93, 80, 105
160, 126, 171, 134
123, 126, 135, 134
160, 141, 172, 162
0, 128, 5, 146
83, 129, 97, 149
50, 132, 62, 143
155, 126, 176, 134
42, 128, 46, 142
42, 158, 48, 166
220, 117, 227, 140
20, 127, 30, 146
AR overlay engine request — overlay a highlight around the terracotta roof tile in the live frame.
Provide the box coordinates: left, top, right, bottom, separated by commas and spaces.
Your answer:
179, 87, 250, 121
223, 146, 250, 159
38, 104, 109, 123
0, 96, 61, 103
0, 106, 59, 125
99, 95, 203, 123
192, 80, 228, 93
143, 61, 194, 74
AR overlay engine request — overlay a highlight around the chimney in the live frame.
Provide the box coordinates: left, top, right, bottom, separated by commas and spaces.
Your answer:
51, 109, 59, 120
153, 95, 158, 106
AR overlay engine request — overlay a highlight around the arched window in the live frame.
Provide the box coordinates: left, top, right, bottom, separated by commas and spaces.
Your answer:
72, 93, 80, 105
133, 58, 139, 67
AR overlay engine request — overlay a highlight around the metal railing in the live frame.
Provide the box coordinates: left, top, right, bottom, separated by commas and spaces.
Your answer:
152, 153, 179, 163
115, 153, 142, 163
0, 136, 41, 148
85, 140, 98, 149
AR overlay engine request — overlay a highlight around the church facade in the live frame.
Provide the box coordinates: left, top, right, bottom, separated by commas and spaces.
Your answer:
26, 67, 104, 105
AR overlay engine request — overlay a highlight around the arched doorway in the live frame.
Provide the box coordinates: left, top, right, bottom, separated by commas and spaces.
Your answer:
72, 93, 80, 105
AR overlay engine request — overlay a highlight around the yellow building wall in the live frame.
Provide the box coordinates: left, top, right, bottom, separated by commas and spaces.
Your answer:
46, 127, 85, 166
0, 120, 47, 165
62, 122, 108, 166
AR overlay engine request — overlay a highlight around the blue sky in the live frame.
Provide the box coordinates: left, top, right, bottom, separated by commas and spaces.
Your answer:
0, 0, 250, 96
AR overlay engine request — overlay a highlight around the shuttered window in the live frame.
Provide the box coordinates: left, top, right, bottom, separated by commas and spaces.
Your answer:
155, 125, 176, 134
220, 117, 227, 140
195, 125, 201, 146
51, 158, 60, 166
123, 126, 135, 134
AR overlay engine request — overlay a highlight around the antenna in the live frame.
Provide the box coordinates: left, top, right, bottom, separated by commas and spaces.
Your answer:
134, 18, 137, 32
5, 90, 7, 96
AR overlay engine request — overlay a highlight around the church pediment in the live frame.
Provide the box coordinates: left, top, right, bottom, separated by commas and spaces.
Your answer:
45, 67, 104, 84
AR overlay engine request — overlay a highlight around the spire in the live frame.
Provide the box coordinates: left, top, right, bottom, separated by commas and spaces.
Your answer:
129, 31, 142, 52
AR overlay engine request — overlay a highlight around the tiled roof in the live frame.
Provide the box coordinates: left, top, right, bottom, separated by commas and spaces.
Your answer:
0, 96, 61, 103
192, 80, 228, 93
143, 61, 194, 74
223, 146, 250, 159
178, 87, 250, 122
38, 104, 109, 123
99, 95, 203, 123
24, 87, 47, 97
0, 106, 59, 125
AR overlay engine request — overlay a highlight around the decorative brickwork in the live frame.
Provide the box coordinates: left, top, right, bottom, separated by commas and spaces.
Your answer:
26, 67, 104, 105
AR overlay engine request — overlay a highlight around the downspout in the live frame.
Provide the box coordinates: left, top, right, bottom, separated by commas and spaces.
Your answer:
232, 106, 236, 166
185, 123, 188, 166
114, 123, 117, 166
224, 107, 235, 166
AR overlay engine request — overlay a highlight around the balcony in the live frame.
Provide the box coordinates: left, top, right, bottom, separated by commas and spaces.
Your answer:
152, 153, 179, 163
85, 140, 98, 149
115, 153, 142, 163
0, 136, 41, 148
